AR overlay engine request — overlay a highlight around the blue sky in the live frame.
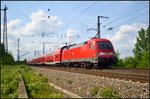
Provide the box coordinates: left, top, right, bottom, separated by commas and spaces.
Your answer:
1, 1, 149, 60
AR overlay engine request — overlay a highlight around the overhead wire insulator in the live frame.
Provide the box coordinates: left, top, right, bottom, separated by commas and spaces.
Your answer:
107, 27, 114, 31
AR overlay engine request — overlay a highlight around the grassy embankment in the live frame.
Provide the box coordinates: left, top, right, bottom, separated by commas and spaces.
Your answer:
1, 65, 63, 98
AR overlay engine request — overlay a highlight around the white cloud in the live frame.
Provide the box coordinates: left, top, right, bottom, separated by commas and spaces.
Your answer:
7, 19, 22, 37
66, 29, 78, 43
7, 10, 62, 37
107, 23, 147, 58
5, 10, 63, 60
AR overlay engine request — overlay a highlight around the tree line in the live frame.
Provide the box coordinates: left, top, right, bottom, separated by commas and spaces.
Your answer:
114, 26, 149, 68
0, 43, 26, 65
0, 43, 15, 65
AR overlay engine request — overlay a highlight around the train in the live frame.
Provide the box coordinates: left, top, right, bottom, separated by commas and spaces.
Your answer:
27, 37, 118, 69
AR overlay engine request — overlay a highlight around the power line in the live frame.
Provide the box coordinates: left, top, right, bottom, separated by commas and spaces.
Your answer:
48, 0, 54, 18
62, 1, 82, 20
59, 1, 97, 32
106, 1, 142, 19
86, 2, 145, 32
103, 5, 148, 28
115, 11, 148, 28
103, 11, 148, 33
51, 1, 98, 46
10, 9, 29, 19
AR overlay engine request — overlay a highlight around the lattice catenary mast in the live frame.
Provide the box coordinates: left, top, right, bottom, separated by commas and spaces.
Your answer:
1, 5, 8, 53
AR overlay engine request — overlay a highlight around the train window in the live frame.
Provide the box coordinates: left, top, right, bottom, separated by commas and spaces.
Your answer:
90, 44, 94, 49
97, 42, 112, 49
84, 41, 88, 44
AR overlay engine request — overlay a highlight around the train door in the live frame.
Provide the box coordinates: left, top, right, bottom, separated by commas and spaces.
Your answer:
88, 43, 95, 57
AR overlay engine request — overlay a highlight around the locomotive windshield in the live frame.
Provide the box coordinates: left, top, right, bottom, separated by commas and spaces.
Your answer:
97, 42, 112, 49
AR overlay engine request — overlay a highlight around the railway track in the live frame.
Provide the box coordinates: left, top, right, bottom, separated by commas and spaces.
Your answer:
30, 65, 149, 83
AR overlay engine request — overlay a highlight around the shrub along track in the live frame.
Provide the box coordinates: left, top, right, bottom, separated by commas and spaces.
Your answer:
30, 65, 149, 83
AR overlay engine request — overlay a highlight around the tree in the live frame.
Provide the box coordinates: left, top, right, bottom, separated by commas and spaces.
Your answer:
0, 43, 6, 57
123, 57, 138, 68
137, 50, 149, 68
2, 53, 15, 65
133, 27, 149, 68
114, 50, 121, 60
0, 43, 15, 65
133, 27, 149, 60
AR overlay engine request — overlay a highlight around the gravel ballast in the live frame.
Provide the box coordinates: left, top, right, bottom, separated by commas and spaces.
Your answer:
31, 67, 149, 98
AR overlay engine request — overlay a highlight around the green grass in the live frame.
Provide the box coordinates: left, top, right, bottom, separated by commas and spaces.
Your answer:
56, 77, 60, 81
1, 65, 63, 98
66, 79, 73, 84
22, 72, 62, 98
100, 87, 121, 98
90, 86, 100, 96
1, 65, 21, 98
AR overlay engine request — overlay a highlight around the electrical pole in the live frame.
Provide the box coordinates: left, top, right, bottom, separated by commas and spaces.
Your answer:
65, 42, 67, 46
49, 48, 51, 52
43, 42, 45, 55
1, 5, 8, 53
34, 51, 36, 57
17, 38, 20, 61
97, 16, 108, 38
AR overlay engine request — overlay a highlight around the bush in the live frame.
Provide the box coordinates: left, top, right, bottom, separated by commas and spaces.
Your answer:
90, 86, 100, 96
22, 71, 62, 98
67, 79, 73, 84
38, 73, 42, 77
56, 77, 60, 81
113, 57, 142, 68
137, 51, 149, 68
1, 53, 15, 65
100, 87, 120, 98
123, 57, 138, 68
113, 59, 125, 67
1, 65, 62, 98
0, 43, 15, 65
1, 66, 20, 98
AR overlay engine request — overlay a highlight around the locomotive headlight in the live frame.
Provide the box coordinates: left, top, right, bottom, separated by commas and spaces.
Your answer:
97, 52, 105, 56
109, 52, 114, 55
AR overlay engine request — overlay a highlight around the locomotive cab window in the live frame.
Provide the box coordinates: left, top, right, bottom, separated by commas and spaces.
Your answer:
90, 44, 94, 49
97, 42, 112, 49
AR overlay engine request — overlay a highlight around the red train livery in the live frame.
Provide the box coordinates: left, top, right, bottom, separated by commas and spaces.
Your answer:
27, 38, 118, 68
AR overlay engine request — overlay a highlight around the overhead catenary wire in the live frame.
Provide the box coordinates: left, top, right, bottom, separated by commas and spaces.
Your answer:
86, 2, 146, 32
58, 1, 97, 32
62, 1, 82, 20
103, 11, 148, 33
48, 0, 54, 18
103, 5, 148, 28
45, 1, 98, 46
77, 9, 148, 39
86, 2, 146, 31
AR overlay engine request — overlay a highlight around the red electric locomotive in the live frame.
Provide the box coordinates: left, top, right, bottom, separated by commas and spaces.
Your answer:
27, 38, 118, 69
61, 37, 117, 68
